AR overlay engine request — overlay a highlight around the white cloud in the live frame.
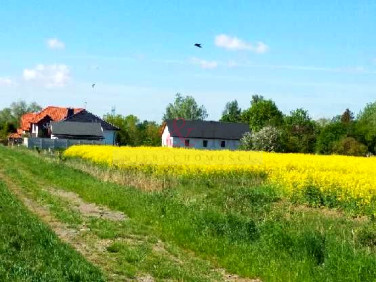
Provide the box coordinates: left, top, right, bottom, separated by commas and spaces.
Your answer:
46, 38, 65, 49
0, 77, 14, 86
23, 64, 70, 87
190, 57, 218, 69
215, 34, 269, 53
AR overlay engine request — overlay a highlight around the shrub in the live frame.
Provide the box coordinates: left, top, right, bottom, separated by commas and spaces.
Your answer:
332, 137, 368, 156
239, 132, 253, 150
251, 126, 284, 152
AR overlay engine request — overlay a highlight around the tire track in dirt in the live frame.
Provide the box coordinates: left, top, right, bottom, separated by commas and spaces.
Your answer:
0, 150, 262, 282
0, 169, 134, 281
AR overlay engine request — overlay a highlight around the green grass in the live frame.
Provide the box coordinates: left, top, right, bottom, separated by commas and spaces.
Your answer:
2, 146, 376, 281
0, 147, 225, 281
0, 180, 104, 281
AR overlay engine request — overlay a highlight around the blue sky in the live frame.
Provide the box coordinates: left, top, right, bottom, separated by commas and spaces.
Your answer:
0, 0, 375, 122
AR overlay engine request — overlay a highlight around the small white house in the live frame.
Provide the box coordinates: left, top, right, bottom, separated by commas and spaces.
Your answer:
161, 119, 250, 150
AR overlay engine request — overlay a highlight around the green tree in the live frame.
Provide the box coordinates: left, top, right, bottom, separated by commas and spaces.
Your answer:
0, 100, 41, 127
0, 108, 13, 124
104, 114, 161, 146
242, 97, 283, 131
283, 108, 317, 153
137, 121, 161, 146
163, 93, 208, 121
0, 122, 16, 142
316, 118, 331, 128
251, 94, 264, 104
340, 108, 354, 124
220, 100, 242, 123
10, 101, 41, 126
0, 100, 41, 141
104, 114, 138, 146
356, 102, 376, 153
316, 122, 348, 154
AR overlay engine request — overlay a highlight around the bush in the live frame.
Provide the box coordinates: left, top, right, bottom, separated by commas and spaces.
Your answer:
333, 137, 368, 156
239, 132, 253, 150
251, 126, 285, 152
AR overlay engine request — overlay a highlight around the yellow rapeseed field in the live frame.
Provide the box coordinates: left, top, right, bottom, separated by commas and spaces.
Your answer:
64, 145, 376, 205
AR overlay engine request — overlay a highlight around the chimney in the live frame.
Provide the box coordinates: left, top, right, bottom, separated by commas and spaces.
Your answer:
67, 108, 74, 118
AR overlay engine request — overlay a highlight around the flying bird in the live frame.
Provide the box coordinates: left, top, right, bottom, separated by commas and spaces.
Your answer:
92, 83, 95, 88
194, 43, 202, 48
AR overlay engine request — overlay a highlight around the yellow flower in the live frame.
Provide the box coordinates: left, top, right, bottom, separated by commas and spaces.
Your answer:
64, 145, 376, 208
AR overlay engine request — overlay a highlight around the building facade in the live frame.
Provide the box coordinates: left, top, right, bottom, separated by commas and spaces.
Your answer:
13, 106, 119, 145
161, 119, 249, 150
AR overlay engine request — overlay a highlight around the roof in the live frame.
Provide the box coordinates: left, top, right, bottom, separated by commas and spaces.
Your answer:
19, 106, 83, 131
20, 113, 37, 131
51, 121, 104, 139
8, 132, 22, 138
163, 119, 250, 140
64, 110, 119, 131
8, 128, 24, 138
33, 106, 83, 123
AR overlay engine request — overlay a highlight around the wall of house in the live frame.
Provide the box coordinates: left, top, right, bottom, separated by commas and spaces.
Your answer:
161, 126, 241, 150
171, 137, 240, 150
161, 125, 172, 147
31, 124, 38, 137
103, 130, 116, 145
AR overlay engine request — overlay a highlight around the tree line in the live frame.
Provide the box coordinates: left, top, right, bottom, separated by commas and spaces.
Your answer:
0, 101, 41, 144
157, 93, 376, 156
1, 95, 376, 156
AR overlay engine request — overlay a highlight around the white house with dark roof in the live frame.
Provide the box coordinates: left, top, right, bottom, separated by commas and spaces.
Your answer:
161, 119, 250, 150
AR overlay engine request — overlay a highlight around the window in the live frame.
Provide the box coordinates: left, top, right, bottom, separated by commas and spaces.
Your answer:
221, 140, 226, 148
203, 140, 208, 148
185, 139, 190, 147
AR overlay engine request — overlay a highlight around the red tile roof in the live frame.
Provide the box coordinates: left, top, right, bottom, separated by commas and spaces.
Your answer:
32, 106, 83, 123
19, 106, 84, 132
8, 132, 22, 138
20, 113, 37, 131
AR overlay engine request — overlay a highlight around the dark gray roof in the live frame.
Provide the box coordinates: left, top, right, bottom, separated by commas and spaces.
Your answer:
64, 110, 119, 131
164, 120, 250, 140
51, 121, 104, 139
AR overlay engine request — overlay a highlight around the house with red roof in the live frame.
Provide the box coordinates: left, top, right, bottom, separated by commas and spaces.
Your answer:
13, 106, 118, 145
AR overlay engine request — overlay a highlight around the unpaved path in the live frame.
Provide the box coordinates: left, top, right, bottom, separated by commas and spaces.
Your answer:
47, 188, 126, 221
0, 169, 131, 281
0, 165, 260, 282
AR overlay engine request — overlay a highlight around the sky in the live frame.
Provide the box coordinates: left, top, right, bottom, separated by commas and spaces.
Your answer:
0, 0, 375, 122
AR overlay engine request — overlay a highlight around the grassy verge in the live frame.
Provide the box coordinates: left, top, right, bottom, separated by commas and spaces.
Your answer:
0, 179, 104, 281
0, 148, 227, 281
2, 146, 376, 281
